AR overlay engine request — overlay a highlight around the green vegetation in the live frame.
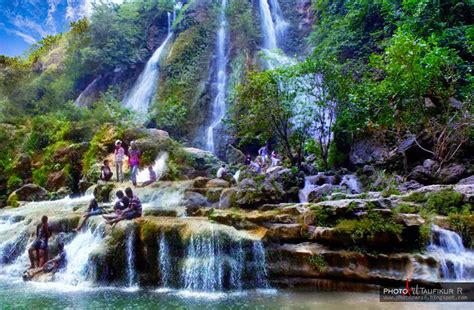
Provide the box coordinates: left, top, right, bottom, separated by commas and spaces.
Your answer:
334, 210, 403, 242
307, 254, 327, 272
425, 189, 466, 215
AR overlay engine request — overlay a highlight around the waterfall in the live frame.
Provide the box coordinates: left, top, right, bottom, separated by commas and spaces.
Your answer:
298, 175, 318, 203
269, 0, 289, 42
252, 240, 270, 289
259, 0, 277, 50
126, 230, 137, 288
180, 226, 270, 291
205, 0, 229, 153
428, 225, 474, 281
158, 233, 171, 287
122, 13, 173, 115
183, 227, 224, 291
74, 76, 101, 107
56, 225, 104, 286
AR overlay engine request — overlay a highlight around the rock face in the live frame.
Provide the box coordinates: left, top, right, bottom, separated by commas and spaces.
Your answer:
7, 184, 48, 205
350, 138, 389, 165
225, 145, 245, 165
458, 175, 474, 185
409, 162, 467, 185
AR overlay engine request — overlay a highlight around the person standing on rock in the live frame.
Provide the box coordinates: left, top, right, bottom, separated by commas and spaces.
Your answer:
104, 187, 142, 225
128, 141, 141, 187
28, 215, 51, 269
114, 140, 125, 183
271, 151, 280, 167
24, 241, 67, 281
258, 145, 269, 162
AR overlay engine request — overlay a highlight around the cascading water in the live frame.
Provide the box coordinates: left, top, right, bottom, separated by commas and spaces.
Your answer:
268, 0, 289, 41
298, 175, 318, 203
428, 225, 474, 281
259, 0, 278, 50
158, 233, 171, 287
206, 0, 229, 153
122, 13, 173, 115
126, 230, 137, 288
56, 225, 104, 286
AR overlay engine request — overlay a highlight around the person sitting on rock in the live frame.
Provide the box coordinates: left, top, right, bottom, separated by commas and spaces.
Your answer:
217, 164, 228, 179
24, 241, 67, 281
74, 198, 103, 232
103, 190, 130, 221
104, 187, 142, 225
28, 215, 51, 269
141, 166, 157, 187
100, 159, 113, 182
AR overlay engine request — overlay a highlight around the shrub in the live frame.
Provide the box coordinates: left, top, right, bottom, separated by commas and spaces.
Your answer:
403, 191, 427, 203
307, 254, 327, 272
394, 203, 418, 214
448, 209, 474, 247
426, 189, 465, 215
7, 175, 22, 192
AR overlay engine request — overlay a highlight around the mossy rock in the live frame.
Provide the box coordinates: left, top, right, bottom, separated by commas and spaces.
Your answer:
93, 183, 115, 202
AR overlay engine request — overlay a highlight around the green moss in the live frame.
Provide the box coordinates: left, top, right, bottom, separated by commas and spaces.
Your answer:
419, 222, 432, 245
6, 192, 19, 208
307, 254, 327, 272
381, 185, 400, 198
309, 205, 335, 227
7, 175, 22, 192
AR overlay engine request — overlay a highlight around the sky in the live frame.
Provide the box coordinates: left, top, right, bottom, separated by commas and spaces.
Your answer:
0, 0, 123, 57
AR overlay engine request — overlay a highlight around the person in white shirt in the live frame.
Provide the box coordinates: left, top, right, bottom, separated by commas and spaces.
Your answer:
217, 165, 228, 179
114, 140, 125, 183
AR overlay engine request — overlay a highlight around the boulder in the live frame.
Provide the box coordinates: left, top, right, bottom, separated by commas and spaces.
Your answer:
193, 177, 211, 188
423, 159, 439, 172
218, 188, 237, 209
458, 175, 474, 185
206, 178, 230, 188
264, 223, 304, 241
394, 214, 425, 227
183, 191, 208, 208
93, 183, 114, 203
233, 177, 288, 208
398, 180, 423, 193
225, 145, 245, 165
8, 184, 48, 203
46, 170, 71, 191
436, 164, 466, 184
206, 188, 223, 203
307, 184, 333, 203
408, 165, 433, 184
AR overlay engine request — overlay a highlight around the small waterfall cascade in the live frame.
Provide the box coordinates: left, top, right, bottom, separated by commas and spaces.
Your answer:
126, 229, 137, 288
136, 152, 169, 183
158, 233, 171, 287
299, 175, 318, 203
124, 230, 137, 287
122, 12, 174, 115
206, 0, 229, 153
156, 224, 270, 291
298, 173, 362, 203
428, 225, 474, 281
56, 225, 104, 285
74, 76, 101, 107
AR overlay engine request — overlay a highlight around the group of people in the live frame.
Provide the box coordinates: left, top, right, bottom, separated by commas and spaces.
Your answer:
245, 145, 280, 174
24, 187, 143, 280
99, 140, 156, 187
